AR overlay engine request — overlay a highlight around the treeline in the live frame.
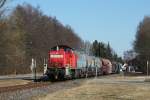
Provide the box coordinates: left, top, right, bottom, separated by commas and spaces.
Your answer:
0, 4, 82, 74
133, 16, 150, 73
92, 40, 122, 62
82, 40, 123, 62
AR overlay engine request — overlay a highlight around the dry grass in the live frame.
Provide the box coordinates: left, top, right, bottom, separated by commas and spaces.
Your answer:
37, 76, 150, 100
0, 79, 30, 87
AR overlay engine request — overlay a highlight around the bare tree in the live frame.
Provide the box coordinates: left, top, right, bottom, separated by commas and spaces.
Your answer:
0, 0, 6, 8
133, 16, 150, 73
1, 4, 82, 74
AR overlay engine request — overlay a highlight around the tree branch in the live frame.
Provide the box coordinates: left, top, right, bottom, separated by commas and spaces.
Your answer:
0, 0, 6, 8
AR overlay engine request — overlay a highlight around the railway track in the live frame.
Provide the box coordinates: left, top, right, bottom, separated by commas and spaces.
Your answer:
0, 74, 119, 94
0, 77, 73, 93
0, 77, 84, 100
0, 82, 50, 93
0, 73, 42, 80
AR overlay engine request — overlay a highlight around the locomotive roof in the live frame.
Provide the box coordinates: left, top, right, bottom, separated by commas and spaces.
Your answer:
51, 45, 73, 50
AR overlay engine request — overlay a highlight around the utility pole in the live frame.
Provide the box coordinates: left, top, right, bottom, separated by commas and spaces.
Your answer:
147, 60, 149, 76
96, 66, 98, 78
30, 58, 37, 82
34, 59, 37, 82
44, 58, 47, 75
95, 59, 97, 78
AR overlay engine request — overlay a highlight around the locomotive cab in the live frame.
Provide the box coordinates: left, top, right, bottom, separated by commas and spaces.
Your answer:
47, 45, 77, 80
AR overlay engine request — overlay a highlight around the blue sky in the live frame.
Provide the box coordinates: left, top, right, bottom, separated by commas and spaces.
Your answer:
8, 0, 150, 56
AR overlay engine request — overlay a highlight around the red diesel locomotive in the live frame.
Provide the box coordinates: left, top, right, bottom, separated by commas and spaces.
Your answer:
46, 45, 121, 80
47, 45, 78, 80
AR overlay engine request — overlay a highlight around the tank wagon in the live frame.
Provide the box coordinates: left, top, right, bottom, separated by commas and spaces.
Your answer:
46, 45, 120, 80
111, 62, 122, 74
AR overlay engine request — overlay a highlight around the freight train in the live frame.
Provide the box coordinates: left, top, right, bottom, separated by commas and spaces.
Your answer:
46, 45, 121, 80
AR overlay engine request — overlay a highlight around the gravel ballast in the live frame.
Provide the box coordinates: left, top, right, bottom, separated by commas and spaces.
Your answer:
0, 80, 83, 100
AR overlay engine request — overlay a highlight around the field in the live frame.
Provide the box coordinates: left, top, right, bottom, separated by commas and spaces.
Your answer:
36, 75, 150, 100
0, 74, 150, 100
0, 79, 30, 87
